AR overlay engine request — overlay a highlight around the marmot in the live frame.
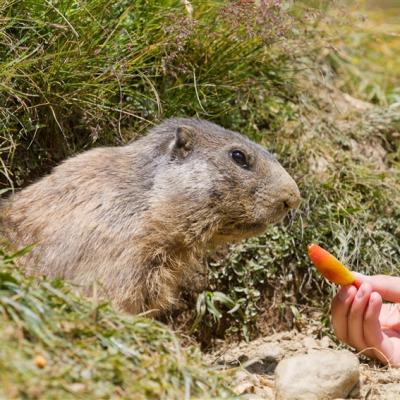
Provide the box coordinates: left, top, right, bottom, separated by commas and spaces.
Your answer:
0, 118, 300, 314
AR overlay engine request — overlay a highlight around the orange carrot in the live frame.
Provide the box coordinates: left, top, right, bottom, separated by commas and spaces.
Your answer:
308, 244, 360, 287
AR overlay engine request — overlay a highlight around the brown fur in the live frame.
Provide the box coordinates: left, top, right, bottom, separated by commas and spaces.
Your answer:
0, 118, 300, 314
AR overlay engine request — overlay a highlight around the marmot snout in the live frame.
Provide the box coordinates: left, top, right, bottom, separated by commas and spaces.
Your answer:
0, 118, 300, 314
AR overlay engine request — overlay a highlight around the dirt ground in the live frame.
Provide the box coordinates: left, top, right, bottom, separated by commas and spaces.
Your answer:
207, 323, 400, 399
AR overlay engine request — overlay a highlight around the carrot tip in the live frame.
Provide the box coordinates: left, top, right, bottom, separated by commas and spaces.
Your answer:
307, 243, 355, 286
353, 277, 362, 289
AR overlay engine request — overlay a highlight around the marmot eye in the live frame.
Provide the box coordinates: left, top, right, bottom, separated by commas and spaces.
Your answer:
231, 150, 248, 168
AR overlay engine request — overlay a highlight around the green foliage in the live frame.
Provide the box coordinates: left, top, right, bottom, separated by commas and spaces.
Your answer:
315, 3, 400, 105
198, 103, 400, 340
0, 0, 304, 188
0, 250, 234, 399
182, 2, 400, 342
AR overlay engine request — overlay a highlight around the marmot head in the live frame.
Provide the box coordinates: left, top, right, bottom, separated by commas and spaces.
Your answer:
143, 118, 301, 244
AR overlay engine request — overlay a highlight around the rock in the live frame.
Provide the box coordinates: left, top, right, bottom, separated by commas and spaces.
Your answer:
252, 386, 274, 399
233, 369, 274, 399
233, 381, 255, 395
217, 340, 283, 375
376, 383, 400, 399
303, 336, 318, 350
319, 336, 331, 349
275, 350, 359, 400
244, 342, 282, 374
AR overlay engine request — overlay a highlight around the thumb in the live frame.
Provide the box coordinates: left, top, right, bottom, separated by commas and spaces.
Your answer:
353, 272, 400, 303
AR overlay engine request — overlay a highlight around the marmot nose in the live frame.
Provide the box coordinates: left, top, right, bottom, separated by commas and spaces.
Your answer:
281, 184, 301, 210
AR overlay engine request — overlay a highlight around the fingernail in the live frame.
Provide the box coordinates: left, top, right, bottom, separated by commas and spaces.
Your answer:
356, 286, 365, 299
370, 291, 380, 305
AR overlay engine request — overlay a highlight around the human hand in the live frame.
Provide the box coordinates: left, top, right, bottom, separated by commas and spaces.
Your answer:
331, 273, 400, 367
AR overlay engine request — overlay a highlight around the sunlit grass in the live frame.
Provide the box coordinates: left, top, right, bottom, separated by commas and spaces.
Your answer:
0, 250, 234, 399
320, 1, 400, 105
0, 0, 305, 189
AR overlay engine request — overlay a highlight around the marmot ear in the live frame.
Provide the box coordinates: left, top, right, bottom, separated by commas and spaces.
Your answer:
171, 126, 195, 159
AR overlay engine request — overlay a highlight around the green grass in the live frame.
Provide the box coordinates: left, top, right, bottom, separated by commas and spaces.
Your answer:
324, 2, 400, 105
0, 249, 235, 399
185, 3, 400, 340
195, 95, 400, 341
0, 0, 302, 189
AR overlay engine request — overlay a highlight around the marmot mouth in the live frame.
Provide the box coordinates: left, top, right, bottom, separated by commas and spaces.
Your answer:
218, 211, 289, 239
219, 221, 268, 237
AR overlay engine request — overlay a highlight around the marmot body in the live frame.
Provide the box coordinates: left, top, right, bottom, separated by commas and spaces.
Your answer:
0, 118, 300, 314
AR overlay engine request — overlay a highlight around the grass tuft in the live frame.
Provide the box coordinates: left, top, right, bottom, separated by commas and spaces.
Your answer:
0, 249, 234, 399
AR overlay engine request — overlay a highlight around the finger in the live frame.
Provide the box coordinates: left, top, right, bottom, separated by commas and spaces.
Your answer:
347, 283, 372, 353
364, 292, 394, 365
331, 285, 357, 342
353, 273, 400, 303
380, 304, 400, 331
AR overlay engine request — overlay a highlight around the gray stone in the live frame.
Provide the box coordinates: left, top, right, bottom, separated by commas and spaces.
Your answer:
319, 336, 331, 349
220, 341, 283, 375
244, 342, 282, 375
275, 349, 359, 400
375, 383, 400, 400
303, 336, 318, 350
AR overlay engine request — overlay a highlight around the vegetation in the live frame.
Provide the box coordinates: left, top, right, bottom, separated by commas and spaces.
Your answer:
323, 3, 400, 105
0, 0, 399, 395
185, 2, 400, 342
0, 249, 234, 399
0, 0, 302, 189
